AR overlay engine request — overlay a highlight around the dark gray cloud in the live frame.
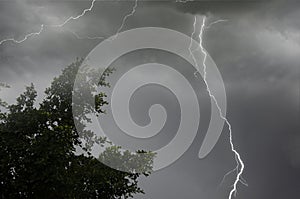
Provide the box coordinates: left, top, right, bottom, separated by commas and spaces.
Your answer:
0, 0, 299, 198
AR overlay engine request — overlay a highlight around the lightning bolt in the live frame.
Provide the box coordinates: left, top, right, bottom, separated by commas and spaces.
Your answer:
189, 16, 246, 199
0, 25, 45, 45
51, 0, 96, 28
62, 0, 139, 42
111, 0, 138, 40
0, 0, 96, 46
0, 0, 139, 44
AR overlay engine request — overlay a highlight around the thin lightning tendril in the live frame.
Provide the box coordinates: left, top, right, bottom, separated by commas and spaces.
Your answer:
220, 156, 248, 188
52, 0, 96, 28
188, 16, 198, 66
111, 0, 138, 40
67, 30, 104, 40
0, 25, 45, 45
175, 0, 194, 3
189, 16, 245, 199
0, 0, 139, 44
205, 19, 228, 29
0, 0, 96, 46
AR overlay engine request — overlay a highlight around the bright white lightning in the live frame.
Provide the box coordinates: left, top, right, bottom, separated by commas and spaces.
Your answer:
0, 25, 44, 45
65, 0, 139, 42
189, 16, 246, 199
0, 0, 96, 46
51, 0, 96, 29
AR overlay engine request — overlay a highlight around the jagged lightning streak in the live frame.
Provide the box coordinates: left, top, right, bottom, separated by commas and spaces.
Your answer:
51, 0, 96, 28
111, 0, 138, 40
203, 17, 248, 190
0, 0, 96, 46
189, 16, 245, 199
0, 25, 45, 45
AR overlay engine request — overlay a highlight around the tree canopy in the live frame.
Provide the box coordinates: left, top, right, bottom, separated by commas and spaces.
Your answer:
0, 59, 153, 198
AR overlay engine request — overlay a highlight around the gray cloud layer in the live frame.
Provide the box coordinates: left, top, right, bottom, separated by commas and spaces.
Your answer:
0, 0, 299, 198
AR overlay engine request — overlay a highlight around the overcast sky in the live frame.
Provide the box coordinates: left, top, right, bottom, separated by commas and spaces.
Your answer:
0, 0, 299, 198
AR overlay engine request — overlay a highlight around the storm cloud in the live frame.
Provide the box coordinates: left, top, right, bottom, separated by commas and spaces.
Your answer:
0, 0, 299, 198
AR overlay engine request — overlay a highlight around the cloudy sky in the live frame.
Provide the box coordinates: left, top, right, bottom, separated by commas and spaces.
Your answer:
0, 0, 299, 198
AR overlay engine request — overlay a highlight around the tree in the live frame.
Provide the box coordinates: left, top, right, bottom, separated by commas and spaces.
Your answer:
0, 59, 153, 198
0, 82, 9, 108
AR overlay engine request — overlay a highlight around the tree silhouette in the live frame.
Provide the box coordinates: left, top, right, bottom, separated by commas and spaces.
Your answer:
0, 59, 153, 198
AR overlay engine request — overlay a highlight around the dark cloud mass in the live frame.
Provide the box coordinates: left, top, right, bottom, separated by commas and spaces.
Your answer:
0, 0, 299, 198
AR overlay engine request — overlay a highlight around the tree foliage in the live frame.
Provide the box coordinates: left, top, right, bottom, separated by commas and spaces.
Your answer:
0, 59, 153, 198
0, 83, 9, 108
